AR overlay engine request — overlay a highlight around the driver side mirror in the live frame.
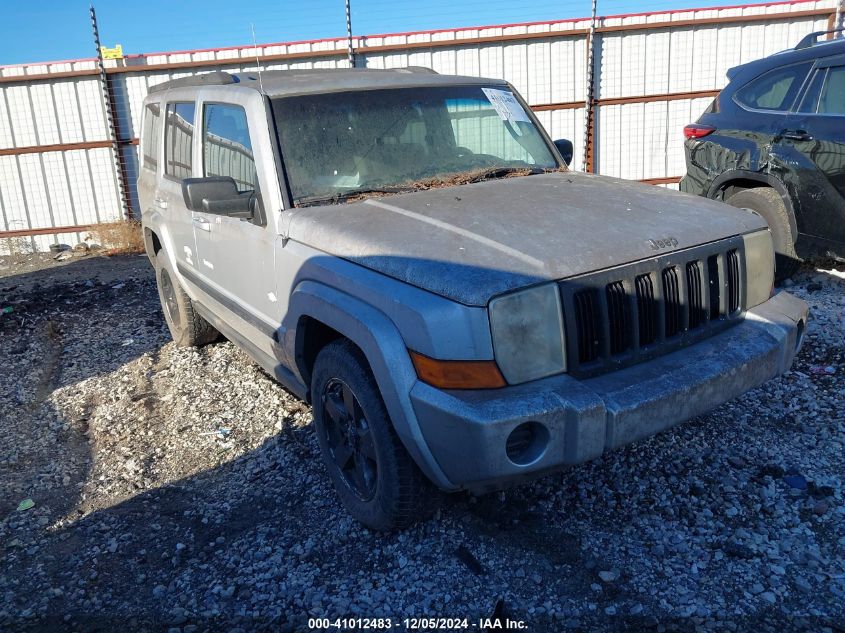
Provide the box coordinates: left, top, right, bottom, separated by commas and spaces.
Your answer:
553, 139, 574, 167
181, 176, 255, 220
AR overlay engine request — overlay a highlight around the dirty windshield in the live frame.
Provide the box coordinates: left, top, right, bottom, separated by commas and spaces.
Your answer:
271, 85, 559, 205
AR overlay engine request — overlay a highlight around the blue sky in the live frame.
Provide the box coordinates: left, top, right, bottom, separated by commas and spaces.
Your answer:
2, 0, 745, 66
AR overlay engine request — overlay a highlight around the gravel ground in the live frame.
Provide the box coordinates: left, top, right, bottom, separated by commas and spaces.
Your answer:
0, 252, 843, 632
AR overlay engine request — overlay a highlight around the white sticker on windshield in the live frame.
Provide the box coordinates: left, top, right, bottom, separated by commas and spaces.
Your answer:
481, 88, 530, 134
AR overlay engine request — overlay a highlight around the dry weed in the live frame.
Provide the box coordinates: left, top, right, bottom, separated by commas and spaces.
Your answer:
88, 220, 145, 255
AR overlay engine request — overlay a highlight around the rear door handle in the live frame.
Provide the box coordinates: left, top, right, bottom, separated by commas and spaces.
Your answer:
192, 216, 211, 232
154, 197, 168, 209
780, 129, 813, 142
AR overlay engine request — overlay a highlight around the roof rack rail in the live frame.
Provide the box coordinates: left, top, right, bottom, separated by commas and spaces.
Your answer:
795, 28, 844, 50
148, 71, 237, 94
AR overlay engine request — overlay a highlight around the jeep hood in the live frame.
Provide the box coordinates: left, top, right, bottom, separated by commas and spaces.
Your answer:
287, 172, 766, 306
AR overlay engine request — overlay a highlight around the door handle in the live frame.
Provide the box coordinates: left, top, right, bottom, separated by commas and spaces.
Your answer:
154, 197, 168, 209
192, 216, 211, 232
779, 129, 813, 142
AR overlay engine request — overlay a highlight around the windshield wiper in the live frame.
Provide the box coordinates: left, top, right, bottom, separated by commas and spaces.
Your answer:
295, 186, 413, 207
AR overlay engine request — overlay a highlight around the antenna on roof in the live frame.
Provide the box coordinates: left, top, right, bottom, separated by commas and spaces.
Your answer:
250, 23, 265, 94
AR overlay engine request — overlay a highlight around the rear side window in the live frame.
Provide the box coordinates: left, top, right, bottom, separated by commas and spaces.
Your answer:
165, 102, 196, 179
735, 63, 811, 112
142, 103, 161, 171
797, 69, 826, 113
818, 66, 845, 114
202, 103, 257, 192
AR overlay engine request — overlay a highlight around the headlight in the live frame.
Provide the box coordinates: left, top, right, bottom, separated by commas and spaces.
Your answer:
743, 229, 775, 309
488, 283, 566, 384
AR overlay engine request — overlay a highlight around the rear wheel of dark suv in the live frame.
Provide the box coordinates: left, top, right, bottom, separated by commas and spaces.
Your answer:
725, 187, 801, 282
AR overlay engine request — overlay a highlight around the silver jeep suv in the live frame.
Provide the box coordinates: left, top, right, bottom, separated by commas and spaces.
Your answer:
139, 68, 809, 529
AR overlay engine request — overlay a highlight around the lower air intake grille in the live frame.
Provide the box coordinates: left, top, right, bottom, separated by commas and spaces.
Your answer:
573, 289, 599, 363
662, 266, 682, 337
727, 249, 740, 314
605, 281, 630, 355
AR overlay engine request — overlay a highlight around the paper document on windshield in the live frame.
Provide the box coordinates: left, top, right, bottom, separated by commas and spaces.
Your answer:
481, 88, 530, 134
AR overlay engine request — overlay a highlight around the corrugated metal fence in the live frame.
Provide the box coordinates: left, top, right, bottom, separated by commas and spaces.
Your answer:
0, 0, 837, 253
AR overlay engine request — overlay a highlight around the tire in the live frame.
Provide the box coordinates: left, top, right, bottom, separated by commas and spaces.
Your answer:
726, 187, 801, 282
311, 339, 434, 530
154, 253, 219, 347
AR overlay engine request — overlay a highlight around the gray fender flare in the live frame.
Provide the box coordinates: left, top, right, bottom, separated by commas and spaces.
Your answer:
143, 212, 178, 268
283, 280, 455, 490
143, 216, 203, 302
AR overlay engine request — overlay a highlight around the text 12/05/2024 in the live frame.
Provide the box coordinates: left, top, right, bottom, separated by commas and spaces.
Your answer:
307, 617, 529, 630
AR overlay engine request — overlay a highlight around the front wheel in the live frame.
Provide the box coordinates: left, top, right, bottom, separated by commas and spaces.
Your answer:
726, 187, 801, 282
311, 339, 434, 530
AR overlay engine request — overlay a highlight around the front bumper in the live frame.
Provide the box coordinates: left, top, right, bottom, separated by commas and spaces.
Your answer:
410, 291, 808, 492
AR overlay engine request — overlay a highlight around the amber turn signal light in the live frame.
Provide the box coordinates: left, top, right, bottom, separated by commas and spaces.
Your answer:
409, 351, 506, 390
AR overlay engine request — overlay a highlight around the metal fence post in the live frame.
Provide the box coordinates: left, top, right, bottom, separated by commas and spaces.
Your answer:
90, 4, 133, 220
582, 0, 598, 173
346, 0, 356, 68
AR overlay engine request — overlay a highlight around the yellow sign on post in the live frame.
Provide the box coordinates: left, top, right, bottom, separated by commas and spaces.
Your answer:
101, 44, 123, 60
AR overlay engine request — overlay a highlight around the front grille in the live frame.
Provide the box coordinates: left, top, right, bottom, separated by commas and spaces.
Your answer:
635, 273, 657, 346
606, 281, 630, 355
573, 289, 600, 363
662, 266, 682, 338
707, 255, 721, 320
727, 249, 740, 314
561, 239, 745, 377
686, 261, 705, 329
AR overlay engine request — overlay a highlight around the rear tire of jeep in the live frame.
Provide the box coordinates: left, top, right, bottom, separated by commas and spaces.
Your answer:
726, 187, 801, 283
311, 339, 435, 530
154, 254, 219, 347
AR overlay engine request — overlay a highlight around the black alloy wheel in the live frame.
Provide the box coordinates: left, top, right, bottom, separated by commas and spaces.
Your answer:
154, 251, 219, 347
159, 267, 181, 330
310, 339, 437, 530
321, 378, 378, 501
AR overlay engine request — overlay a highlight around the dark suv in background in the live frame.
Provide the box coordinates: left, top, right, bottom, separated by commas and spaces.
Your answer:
681, 30, 845, 280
